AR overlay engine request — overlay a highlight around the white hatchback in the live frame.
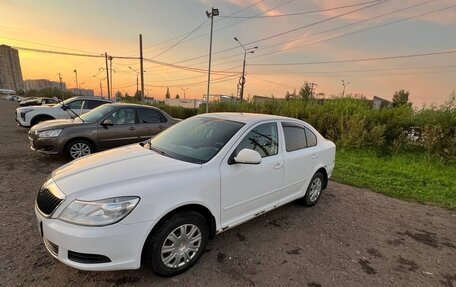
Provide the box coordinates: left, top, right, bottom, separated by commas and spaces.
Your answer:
35, 113, 336, 276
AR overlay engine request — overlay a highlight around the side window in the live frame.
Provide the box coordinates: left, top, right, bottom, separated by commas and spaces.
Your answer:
138, 108, 166, 123
305, 127, 317, 147
67, 100, 83, 110
106, 108, 136, 125
282, 125, 306, 152
87, 100, 106, 109
235, 122, 278, 158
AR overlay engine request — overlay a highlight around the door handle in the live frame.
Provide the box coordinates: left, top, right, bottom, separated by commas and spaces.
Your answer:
273, 163, 284, 170
312, 154, 318, 159
129, 127, 136, 131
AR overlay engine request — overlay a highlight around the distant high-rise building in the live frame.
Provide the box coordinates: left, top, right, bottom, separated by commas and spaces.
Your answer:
24, 79, 66, 91
68, 88, 95, 97
0, 45, 24, 92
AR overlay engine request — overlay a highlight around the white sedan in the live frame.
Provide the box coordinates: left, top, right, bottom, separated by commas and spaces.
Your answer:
35, 113, 336, 276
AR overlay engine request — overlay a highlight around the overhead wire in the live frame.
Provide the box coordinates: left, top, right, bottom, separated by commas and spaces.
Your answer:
248, 50, 456, 66
219, 0, 384, 18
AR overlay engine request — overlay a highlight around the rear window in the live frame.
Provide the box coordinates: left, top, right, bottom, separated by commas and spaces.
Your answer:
305, 127, 317, 147
138, 108, 166, 123
283, 126, 306, 152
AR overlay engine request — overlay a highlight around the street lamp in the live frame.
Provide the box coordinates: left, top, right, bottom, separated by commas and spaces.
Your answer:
73, 69, 79, 95
205, 7, 219, 113
128, 66, 147, 96
181, 87, 189, 99
234, 37, 257, 101
342, 80, 350, 97
93, 75, 106, 98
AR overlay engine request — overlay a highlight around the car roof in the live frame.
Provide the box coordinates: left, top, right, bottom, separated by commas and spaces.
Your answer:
70, 96, 113, 102
104, 102, 161, 109
197, 112, 303, 124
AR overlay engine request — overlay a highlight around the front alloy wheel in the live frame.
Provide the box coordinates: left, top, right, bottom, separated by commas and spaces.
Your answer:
66, 140, 93, 160
161, 224, 202, 269
144, 211, 209, 276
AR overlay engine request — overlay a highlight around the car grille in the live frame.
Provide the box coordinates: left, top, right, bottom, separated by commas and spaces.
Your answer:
36, 188, 63, 216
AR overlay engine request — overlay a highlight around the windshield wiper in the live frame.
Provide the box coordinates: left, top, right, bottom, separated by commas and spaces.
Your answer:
149, 145, 173, 159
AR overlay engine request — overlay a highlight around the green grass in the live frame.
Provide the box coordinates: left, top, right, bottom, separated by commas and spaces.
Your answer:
332, 149, 456, 210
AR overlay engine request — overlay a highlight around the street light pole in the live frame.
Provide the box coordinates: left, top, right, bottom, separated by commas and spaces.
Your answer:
234, 37, 257, 101
205, 7, 219, 113
73, 69, 79, 95
342, 80, 350, 97
57, 73, 63, 99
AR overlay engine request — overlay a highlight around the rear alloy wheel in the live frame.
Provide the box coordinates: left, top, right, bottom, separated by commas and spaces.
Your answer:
303, 172, 324, 206
144, 211, 209, 277
66, 140, 93, 160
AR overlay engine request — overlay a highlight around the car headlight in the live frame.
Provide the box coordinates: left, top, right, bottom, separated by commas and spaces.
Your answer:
59, 196, 140, 226
37, 129, 62, 138
21, 108, 34, 114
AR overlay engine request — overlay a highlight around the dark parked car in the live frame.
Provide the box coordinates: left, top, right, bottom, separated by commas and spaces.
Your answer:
19, 97, 59, 107
28, 103, 179, 159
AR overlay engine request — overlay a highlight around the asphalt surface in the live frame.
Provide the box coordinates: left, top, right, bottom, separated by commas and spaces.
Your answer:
0, 99, 455, 287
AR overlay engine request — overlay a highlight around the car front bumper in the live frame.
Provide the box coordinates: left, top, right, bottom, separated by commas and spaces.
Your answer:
35, 206, 154, 271
29, 135, 60, 155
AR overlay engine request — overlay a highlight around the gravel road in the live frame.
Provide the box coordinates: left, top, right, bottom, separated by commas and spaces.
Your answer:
0, 99, 455, 287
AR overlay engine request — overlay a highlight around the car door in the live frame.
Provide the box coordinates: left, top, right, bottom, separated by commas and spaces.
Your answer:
220, 121, 284, 227
137, 108, 169, 140
97, 108, 139, 149
280, 122, 319, 203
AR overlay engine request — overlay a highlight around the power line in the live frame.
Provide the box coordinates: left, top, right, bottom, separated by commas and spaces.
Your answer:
246, 0, 446, 61
165, 0, 388, 66
219, 0, 383, 18
12, 46, 104, 58
1, 36, 101, 55
151, 19, 209, 59
116, 0, 265, 56
144, 74, 237, 88
248, 50, 456, 66
250, 64, 456, 75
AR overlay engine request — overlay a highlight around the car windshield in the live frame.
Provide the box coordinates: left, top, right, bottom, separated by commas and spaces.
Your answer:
147, 116, 244, 164
78, 104, 116, 123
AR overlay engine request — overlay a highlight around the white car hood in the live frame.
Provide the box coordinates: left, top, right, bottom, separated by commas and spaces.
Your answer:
52, 144, 201, 196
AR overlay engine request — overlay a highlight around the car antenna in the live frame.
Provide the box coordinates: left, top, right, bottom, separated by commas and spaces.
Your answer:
59, 98, 85, 123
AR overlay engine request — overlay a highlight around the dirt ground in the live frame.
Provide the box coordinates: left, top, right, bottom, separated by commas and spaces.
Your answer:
0, 99, 455, 287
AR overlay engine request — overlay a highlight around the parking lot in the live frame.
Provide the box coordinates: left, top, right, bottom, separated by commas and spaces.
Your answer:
1, 99, 455, 287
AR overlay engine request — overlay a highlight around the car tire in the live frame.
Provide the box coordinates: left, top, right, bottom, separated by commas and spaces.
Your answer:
65, 139, 94, 160
30, 115, 54, 127
302, 172, 324, 207
143, 211, 209, 277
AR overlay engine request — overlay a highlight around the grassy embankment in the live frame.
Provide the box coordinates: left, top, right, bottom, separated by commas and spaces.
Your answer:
333, 149, 456, 210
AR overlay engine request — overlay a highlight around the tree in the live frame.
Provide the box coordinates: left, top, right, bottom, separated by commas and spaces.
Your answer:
299, 82, 314, 101
176, 94, 180, 99
392, 90, 411, 107
165, 87, 170, 99
285, 89, 297, 100
115, 91, 123, 99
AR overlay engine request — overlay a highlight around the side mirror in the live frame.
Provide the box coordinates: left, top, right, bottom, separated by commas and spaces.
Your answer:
101, 119, 113, 127
234, 149, 262, 165
61, 105, 68, 111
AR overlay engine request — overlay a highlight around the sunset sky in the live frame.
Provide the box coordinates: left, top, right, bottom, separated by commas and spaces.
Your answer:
1, 0, 455, 106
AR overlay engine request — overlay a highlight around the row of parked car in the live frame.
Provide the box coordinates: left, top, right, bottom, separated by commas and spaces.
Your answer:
16, 96, 179, 159
14, 95, 336, 277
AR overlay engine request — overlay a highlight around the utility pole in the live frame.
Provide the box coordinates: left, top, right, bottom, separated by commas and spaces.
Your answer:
139, 34, 145, 102
342, 80, 350, 97
205, 7, 219, 113
57, 73, 63, 99
73, 69, 79, 95
181, 87, 188, 99
104, 53, 111, 99
234, 37, 257, 101
109, 56, 114, 100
